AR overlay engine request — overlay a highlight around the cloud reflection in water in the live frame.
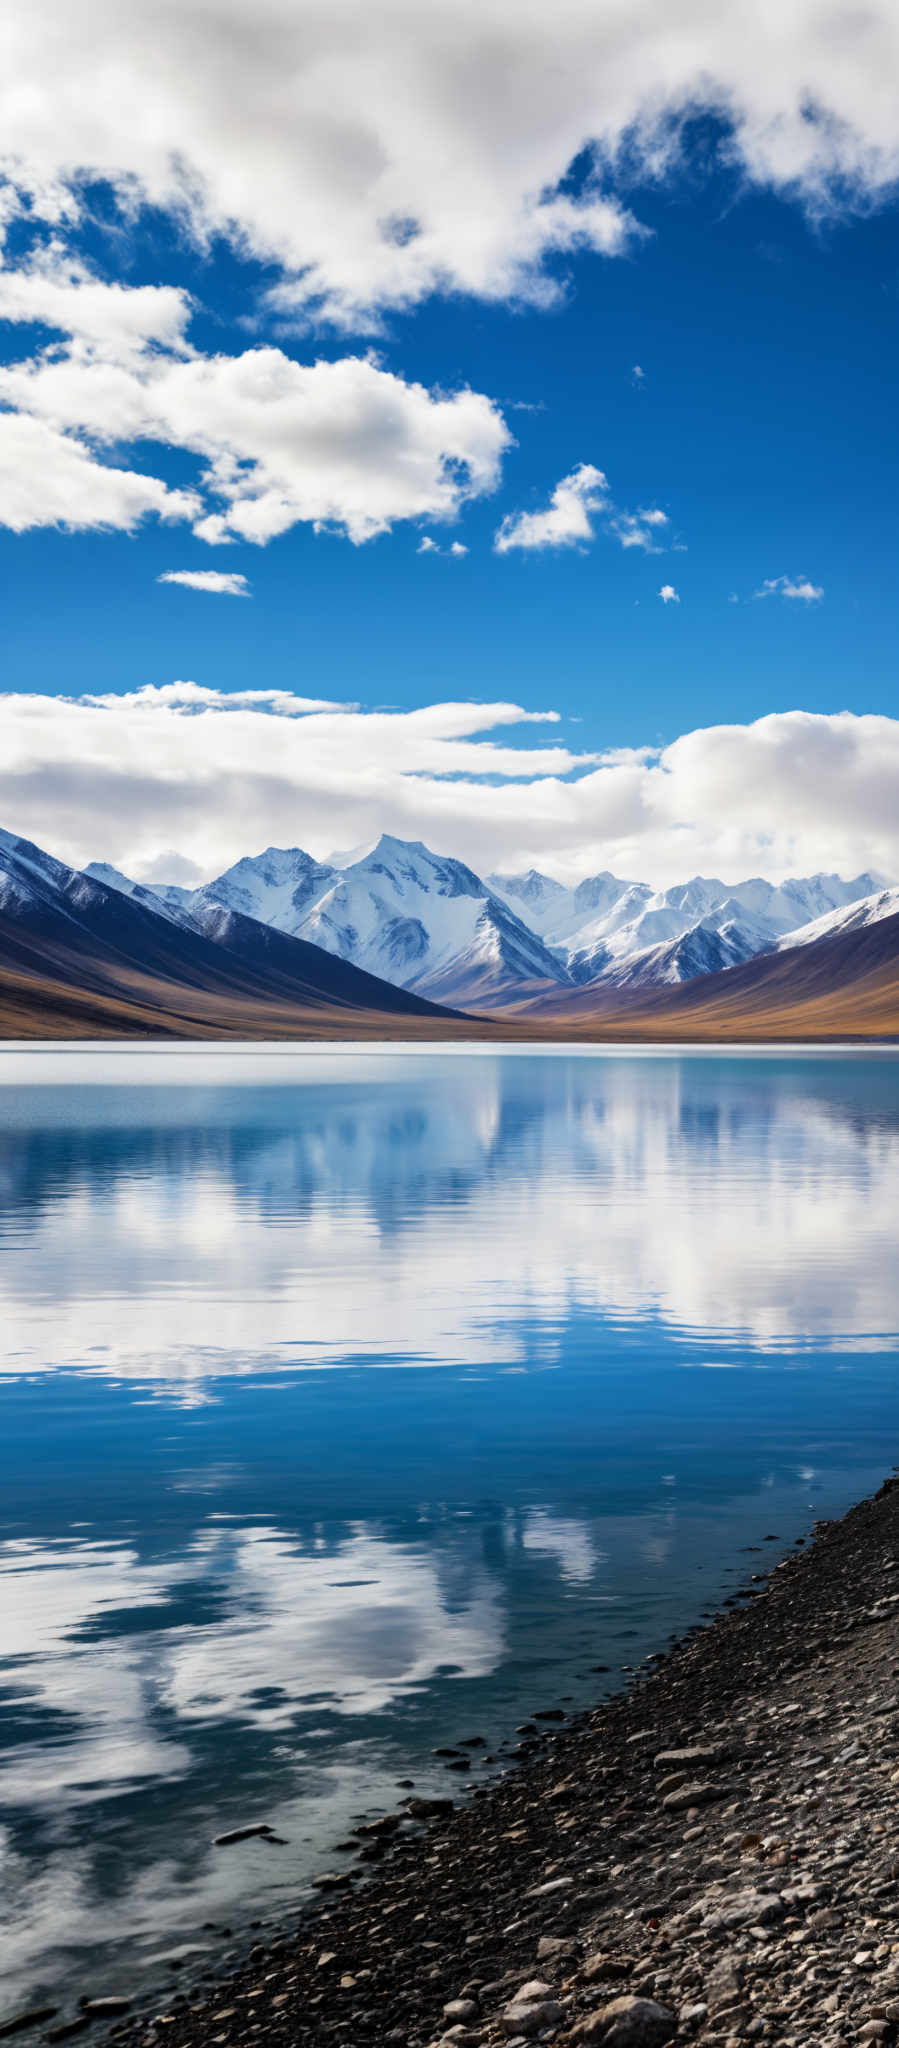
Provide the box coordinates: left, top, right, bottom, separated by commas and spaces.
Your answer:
0, 1051, 897, 1387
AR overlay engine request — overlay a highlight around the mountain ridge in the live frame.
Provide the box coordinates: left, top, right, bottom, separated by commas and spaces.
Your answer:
85, 835, 891, 1012
2, 823, 898, 1041
0, 827, 460, 1037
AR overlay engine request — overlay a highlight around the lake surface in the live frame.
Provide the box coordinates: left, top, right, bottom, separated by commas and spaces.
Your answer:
1, 1044, 898, 2018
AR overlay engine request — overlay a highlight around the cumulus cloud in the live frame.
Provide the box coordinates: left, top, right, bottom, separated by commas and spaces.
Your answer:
755, 575, 824, 602
495, 464, 608, 552
659, 583, 680, 603
0, 242, 192, 359
1, 3, 897, 325
0, 412, 201, 533
158, 570, 250, 596
497, 467, 678, 558
0, 306, 511, 543
0, 695, 897, 890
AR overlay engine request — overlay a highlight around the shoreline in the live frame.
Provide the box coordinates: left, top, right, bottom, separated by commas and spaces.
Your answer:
68, 1467, 899, 2048
2, 1037, 898, 1063
0, 1027, 898, 1049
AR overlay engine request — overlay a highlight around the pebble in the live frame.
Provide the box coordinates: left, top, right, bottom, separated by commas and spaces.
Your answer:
660, 1780, 732, 1811
213, 1825, 275, 1847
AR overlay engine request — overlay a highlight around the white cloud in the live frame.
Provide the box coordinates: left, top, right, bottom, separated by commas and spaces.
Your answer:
659, 583, 679, 603
755, 575, 824, 602
1, 696, 898, 890
418, 535, 469, 557
610, 506, 669, 551
158, 570, 250, 596
0, 412, 201, 534
497, 466, 677, 557
0, 242, 192, 359
495, 463, 608, 552
1, 3, 897, 326
0, 319, 511, 543
81, 680, 346, 714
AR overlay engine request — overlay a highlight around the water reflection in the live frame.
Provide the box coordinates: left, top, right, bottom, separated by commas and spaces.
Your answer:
1, 1052, 897, 1388
0, 1049, 898, 2013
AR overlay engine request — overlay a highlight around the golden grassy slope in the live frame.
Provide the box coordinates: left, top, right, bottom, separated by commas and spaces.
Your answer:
2, 909, 898, 1043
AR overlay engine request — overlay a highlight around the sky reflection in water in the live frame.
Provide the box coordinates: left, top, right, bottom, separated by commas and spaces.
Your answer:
0, 1047, 897, 2011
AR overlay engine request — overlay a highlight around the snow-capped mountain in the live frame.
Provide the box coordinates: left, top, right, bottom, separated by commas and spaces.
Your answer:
82, 860, 189, 925
95, 835, 572, 1008
2, 827, 453, 1028
488, 863, 887, 995
779, 884, 899, 951
296, 838, 570, 1002
86, 833, 891, 1011
488, 868, 639, 952
0, 823, 73, 916
0, 828, 157, 935
593, 918, 765, 994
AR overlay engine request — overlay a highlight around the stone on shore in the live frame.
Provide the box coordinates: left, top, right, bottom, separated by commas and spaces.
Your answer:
572, 1995, 674, 2044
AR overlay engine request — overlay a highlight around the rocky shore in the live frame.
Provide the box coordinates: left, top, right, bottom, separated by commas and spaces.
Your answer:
33, 1474, 899, 2048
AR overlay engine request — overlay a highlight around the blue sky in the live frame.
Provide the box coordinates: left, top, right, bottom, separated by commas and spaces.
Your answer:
0, 3, 897, 884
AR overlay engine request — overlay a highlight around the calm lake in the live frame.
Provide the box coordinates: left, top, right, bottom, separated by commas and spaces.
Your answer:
1, 1044, 898, 2016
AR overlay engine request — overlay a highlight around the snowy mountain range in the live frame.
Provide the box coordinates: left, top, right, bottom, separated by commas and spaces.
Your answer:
0, 822, 454, 1027
84, 834, 892, 1013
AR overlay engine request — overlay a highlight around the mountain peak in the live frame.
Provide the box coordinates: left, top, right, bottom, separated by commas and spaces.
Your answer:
368, 833, 432, 861
488, 867, 568, 905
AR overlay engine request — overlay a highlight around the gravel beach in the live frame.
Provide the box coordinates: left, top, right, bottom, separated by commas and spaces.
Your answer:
28, 1471, 899, 2048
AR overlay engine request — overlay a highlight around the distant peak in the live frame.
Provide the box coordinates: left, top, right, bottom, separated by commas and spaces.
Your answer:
490, 865, 564, 891
345, 833, 439, 872
372, 833, 430, 858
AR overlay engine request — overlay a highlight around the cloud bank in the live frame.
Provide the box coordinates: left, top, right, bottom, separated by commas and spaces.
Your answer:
2, 2, 898, 327
0, 692, 896, 888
